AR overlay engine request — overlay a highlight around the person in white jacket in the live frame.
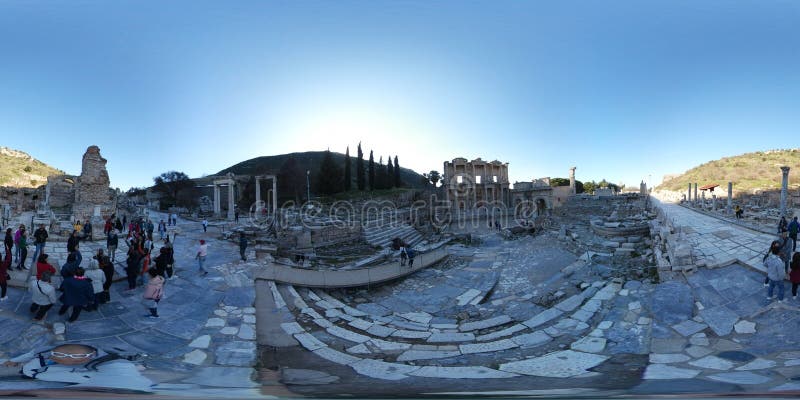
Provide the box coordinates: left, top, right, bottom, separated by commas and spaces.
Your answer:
29, 271, 58, 321
85, 253, 107, 311
765, 245, 786, 302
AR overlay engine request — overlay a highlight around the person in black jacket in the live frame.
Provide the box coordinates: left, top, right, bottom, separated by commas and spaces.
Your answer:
3, 228, 12, 259
107, 229, 119, 262
67, 230, 80, 253
58, 267, 94, 322
154, 247, 169, 278
31, 224, 48, 270
239, 233, 248, 261
125, 249, 142, 290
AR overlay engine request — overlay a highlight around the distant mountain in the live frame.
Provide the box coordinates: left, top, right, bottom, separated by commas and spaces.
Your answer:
216, 151, 429, 189
657, 149, 800, 193
0, 147, 64, 188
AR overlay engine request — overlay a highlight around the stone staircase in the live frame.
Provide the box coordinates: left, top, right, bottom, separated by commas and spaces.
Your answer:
362, 220, 423, 249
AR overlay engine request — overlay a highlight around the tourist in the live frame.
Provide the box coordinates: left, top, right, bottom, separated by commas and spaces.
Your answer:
142, 268, 165, 318
196, 239, 208, 275
153, 247, 170, 277
239, 233, 247, 261
35, 253, 56, 280
158, 220, 166, 240
73, 220, 83, 238
125, 248, 142, 290
13, 224, 23, 263
115, 217, 123, 233
407, 247, 416, 268
779, 216, 788, 234
31, 224, 48, 269
58, 267, 94, 322
146, 219, 155, 241
780, 231, 793, 273
107, 229, 119, 262
85, 253, 106, 311
15, 225, 28, 270
104, 217, 113, 235
29, 270, 57, 321
83, 220, 93, 241
99, 251, 114, 303
122, 215, 127, 231
790, 253, 800, 300
138, 249, 151, 286
0, 249, 10, 301
789, 216, 799, 252
734, 205, 743, 219
235, 210, 239, 223
764, 240, 781, 286
399, 245, 407, 266
61, 251, 81, 278
765, 245, 786, 302
4, 228, 13, 258
67, 230, 80, 253
202, 219, 208, 233
163, 238, 175, 279
171, 213, 177, 226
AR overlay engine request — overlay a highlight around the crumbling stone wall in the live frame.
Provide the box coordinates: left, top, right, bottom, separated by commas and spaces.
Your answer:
72, 146, 116, 220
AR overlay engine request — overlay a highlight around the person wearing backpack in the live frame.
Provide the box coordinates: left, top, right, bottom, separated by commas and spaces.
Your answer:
107, 229, 119, 262
142, 268, 165, 318
15, 226, 29, 271
788, 216, 799, 251
31, 224, 48, 270
406, 247, 416, 268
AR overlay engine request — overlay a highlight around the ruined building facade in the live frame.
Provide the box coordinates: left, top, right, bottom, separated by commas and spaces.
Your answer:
443, 158, 511, 210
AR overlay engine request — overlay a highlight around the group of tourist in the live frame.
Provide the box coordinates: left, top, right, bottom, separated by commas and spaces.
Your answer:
763, 217, 800, 302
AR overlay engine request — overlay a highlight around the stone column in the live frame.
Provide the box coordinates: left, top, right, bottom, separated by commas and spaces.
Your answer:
688, 183, 692, 203
227, 182, 235, 221
781, 166, 790, 217
569, 167, 576, 195
693, 183, 698, 205
272, 178, 278, 215
727, 182, 732, 214
255, 177, 261, 204
213, 185, 221, 215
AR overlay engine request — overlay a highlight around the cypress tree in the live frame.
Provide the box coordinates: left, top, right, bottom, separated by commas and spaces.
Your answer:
387, 156, 394, 188
344, 146, 351, 191
356, 143, 365, 190
368, 150, 375, 191
316, 150, 343, 195
394, 155, 401, 187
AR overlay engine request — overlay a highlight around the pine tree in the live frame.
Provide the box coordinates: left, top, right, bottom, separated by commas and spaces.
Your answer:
344, 146, 351, 191
387, 156, 394, 188
368, 150, 375, 191
356, 143, 365, 191
393, 155, 401, 187
316, 150, 343, 195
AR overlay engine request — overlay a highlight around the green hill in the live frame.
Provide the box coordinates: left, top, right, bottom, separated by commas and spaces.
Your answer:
0, 147, 63, 188
657, 149, 800, 193
216, 151, 429, 189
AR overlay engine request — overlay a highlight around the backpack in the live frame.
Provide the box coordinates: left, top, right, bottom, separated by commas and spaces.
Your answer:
406, 248, 415, 258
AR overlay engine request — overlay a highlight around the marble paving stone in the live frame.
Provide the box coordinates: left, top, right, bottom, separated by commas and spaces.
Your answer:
427, 332, 475, 343
597, 321, 613, 330
770, 383, 800, 392
649, 353, 691, 364
459, 339, 518, 354
312, 347, 361, 366
366, 324, 396, 338
570, 337, 606, 353
716, 350, 756, 363
157, 317, 207, 340
237, 324, 255, 340
581, 299, 602, 313
707, 371, 771, 385
326, 326, 370, 343
346, 344, 371, 354
294, 332, 327, 351
399, 312, 433, 325
476, 324, 527, 342
784, 359, 800, 367
342, 305, 368, 317
281, 368, 339, 385
734, 320, 756, 334
220, 326, 239, 335
301, 308, 324, 320
183, 349, 207, 365
522, 308, 563, 329
499, 350, 609, 378
554, 294, 585, 312
189, 335, 211, 349
391, 329, 431, 339
397, 350, 462, 361
735, 358, 776, 371
409, 366, 519, 379
356, 303, 392, 317
592, 285, 616, 301
214, 341, 257, 367
369, 338, 412, 351
183, 367, 258, 388
64, 316, 133, 341
121, 329, 186, 356
351, 359, 419, 380
347, 318, 374, 331
628, 301, 642, 311
205, 318, 225, 328
699, 305, 739, 337
459, 315, 513, 332
313, 318, 333, 328
571, 309, 595, 323
643, 364, 701, 380
243, 315, 256, 324
689, 355, 735, 370
672, 320, 708, 337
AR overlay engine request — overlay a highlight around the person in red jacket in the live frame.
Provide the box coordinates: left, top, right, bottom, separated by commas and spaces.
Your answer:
791, 252, 800, 300
0, 249, 10, 300
35, 253, 57, 280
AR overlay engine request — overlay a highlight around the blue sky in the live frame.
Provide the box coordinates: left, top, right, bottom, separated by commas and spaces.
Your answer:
1, 0, 798, 190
